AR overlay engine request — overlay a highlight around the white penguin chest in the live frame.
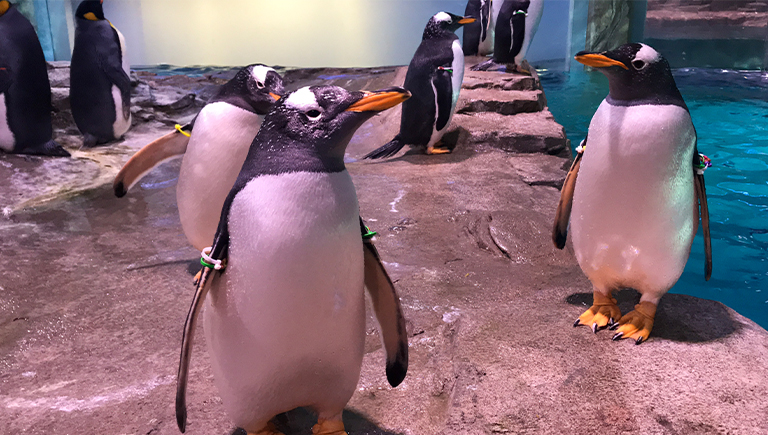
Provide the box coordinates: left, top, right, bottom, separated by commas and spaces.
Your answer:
0, 94, 13, 151
428, 39, 464, 146
177, 102, 263, 250
571, 101, 697, 292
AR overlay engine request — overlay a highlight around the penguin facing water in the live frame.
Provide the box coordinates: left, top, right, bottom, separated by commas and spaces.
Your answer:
174, 85, 411, 435
472, 0, 542, 73
113, 64, 284, 251
463, 0, 494, 56
363, 12, 475, 159
0, 0, 69, 156
552, 43, 712, 345
70, 0, 132, 147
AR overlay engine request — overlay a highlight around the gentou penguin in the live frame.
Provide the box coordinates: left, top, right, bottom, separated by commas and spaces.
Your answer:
70, 0, 132, 147
363, 12, 475, 159
113, 64, 284, 251
174, 85, 411, 435
472, 0, 537, 73
0, 0, 69, 156
552, 43, 712, 344
463, 0, 494, 56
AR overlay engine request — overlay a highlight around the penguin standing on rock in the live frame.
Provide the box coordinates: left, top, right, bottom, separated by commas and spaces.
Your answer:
364, 12, 475, 159
463, 0, 494, 56
472, 0, 542, 73
552, 43, 712, 345
70, 0, 132, 147
175, 85, 411, 435
113, 64, 284, 251
0, 0, 69, 156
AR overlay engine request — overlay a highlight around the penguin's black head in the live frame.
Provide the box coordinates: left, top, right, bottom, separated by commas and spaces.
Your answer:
424, 12, 476, 39
76, 0, 105, 21
0, 1, 12, 17
575, 43, 685, 107
218, 64, 285, 115
257, 85, 410, 167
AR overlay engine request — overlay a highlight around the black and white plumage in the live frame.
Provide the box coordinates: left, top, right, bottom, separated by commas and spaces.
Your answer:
554, 43, 712, 345
70, 0, 132, 147
175, 85, 411, 434
472, 0, 542, 73
364, 12, 475, 159
0, 0, 68, 156
463, 0, 494, 56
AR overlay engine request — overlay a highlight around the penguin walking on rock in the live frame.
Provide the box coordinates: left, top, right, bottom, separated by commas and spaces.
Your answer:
463, 0, 494, 56
70, 0, 132, 147
0, 0, 69, 156
113, 64, 284, 251
552, 43, 712, 345
472, 0, 542, 73
175, 85, 411, 435
363, 12, 475, 159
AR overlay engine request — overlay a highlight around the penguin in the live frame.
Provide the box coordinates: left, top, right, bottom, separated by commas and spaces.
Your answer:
363, 12, 475, 159
174, 85, 412, 435
113, 64, 284, 251
70, 0, 132, 147
0, 0, 69, 157
552, 43, 713, 345
472, 0, 542, 73
463, 0, 494, 56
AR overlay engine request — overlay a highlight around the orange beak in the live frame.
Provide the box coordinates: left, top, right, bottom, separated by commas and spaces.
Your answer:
575, 53, 628, 70
346, 89, 411, 113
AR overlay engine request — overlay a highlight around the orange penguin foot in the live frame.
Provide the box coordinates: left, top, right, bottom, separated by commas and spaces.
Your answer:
248, 421, 285, 435
426, 142, 451, 155
611, 301, 657, 345
574, 291, 622, 333
312, 418, 348, 435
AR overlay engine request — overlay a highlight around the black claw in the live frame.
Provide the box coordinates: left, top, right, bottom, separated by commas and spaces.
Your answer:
573, 319, 582, 327
612, 332, 623, 341
591, 323, 598, 334
635, 337, 644, 345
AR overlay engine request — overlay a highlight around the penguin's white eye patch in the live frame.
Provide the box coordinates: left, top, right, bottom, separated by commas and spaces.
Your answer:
632, 60, 646, 70
285, 87, 320, 112
435, 12, 451, 23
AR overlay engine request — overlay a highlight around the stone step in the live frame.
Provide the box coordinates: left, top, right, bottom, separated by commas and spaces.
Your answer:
462, 70, 538, 91
456, 87, 546, 116
452, 110, 569, 156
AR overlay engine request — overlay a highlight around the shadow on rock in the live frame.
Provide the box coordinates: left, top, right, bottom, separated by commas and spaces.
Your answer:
566, 289, 741, 343
392, 129, 475, 165
230, 407, 403, 435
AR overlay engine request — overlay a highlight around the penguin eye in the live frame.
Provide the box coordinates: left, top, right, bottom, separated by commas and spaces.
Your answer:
632, 60, 646, 70
305, 109, 322, 121
255, 81, 265, 89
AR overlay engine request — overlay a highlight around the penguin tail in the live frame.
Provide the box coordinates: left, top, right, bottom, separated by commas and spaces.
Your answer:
363, 136, 405, 160
22, 140, 71, 158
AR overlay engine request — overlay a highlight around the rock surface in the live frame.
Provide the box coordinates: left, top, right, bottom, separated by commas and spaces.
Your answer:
1, 63, 767, 435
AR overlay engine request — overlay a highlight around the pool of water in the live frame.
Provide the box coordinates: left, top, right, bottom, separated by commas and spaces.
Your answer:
541, 67, 768, 329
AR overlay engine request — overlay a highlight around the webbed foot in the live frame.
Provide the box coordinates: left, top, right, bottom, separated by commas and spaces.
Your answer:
573, 291, 621, 333
312, 418, 347, 435
612, 301, 656, 345
248, 421, 285, 435
426, 142, 451, 155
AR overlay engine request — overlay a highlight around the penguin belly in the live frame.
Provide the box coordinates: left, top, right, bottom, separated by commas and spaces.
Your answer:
428, 39, 464, 147
176, 102, 263, 251
515, 0, 544, 65
571, 102, 697, 295
0, 94, 13, 152
478, 0, 494, 55
204, 170, 365, 431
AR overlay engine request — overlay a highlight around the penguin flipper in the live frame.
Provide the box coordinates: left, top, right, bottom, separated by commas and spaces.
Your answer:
552, 147, 584, 249
434, 69, 453, 132
360, 218, 408, 387
694, 171, 712, 280
91, 36, 132, 115
113, 130, 190, 197
363, 136, 406, 159
0, 66, 11, 94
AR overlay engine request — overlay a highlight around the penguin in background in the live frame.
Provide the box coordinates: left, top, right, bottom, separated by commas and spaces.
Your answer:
364, 12, 475, 159
472, 0, 543, 73
113, 64, 284, 251
463, 0, 494, 56
552, 43, 712, 345
70, 0, 132, 147
0, 0, 69, 156
174, 85, 411, 435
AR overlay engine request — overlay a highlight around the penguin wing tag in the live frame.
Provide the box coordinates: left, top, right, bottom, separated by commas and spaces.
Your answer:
0, 66, 11, 94
552, 144, 584, 249
360, 218, 408, 388
694, 171, 713, 281
113, 129, 191, 197
434, 67, 454, 132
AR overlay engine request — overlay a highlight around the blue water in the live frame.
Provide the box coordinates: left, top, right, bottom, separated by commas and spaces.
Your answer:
541, 68, 768, 329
